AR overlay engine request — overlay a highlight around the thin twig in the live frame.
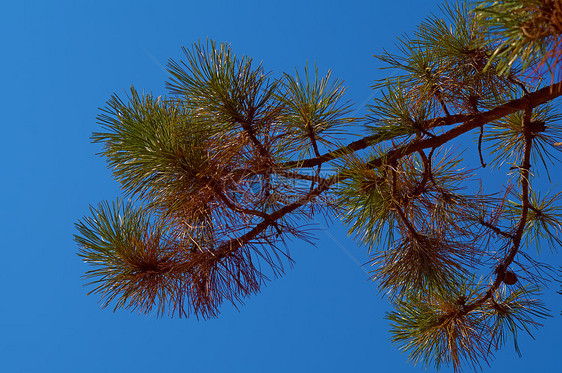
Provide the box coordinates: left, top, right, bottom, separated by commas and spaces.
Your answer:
464, 107, 534, 313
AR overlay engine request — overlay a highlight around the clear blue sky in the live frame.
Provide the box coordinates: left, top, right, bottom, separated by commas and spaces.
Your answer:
1, 0, 560, 372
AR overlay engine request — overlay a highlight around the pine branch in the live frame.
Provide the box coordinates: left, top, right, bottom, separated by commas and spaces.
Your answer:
477, 219, 514, 239
282, 82, 562, 169
78, 8, 562, 366
238, 117, 271, 160
169, 83, 562, 286
464, 107, 535, 314
208, 179, 271, 221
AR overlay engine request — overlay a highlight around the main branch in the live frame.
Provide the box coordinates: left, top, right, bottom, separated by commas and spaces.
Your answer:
283, 82, 562, 169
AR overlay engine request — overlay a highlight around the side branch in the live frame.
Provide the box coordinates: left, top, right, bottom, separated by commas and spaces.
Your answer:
237, 116, 271, 159
210, 176, 339, 262
465, 108, 535, 313
209, 180, 271, 221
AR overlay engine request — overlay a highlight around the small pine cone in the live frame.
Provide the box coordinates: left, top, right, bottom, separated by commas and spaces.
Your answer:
503, 270, 518, 285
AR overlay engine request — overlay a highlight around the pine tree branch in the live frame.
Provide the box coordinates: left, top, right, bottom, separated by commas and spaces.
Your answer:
389, 164, 422, 238
198, 83, 562, 273
235, 110, 272, 160
208, 180, 271, 221
306, 123, 323, 191
282, 82, 562, 169
410, 149, 433, 199
242, 123, 270, 159
477, 219, 514, 239
478, 124, 486, 168
169, 83, 562, 303
201, 175, 338, 264
464, 107, 535, 314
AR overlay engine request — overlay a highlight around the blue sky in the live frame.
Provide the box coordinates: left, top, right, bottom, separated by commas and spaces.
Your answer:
1, 0, 560, 372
